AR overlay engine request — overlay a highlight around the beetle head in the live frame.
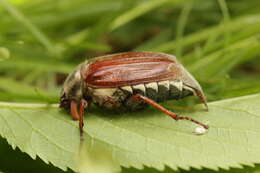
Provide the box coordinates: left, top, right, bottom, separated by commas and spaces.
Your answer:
60, 67, 84, 109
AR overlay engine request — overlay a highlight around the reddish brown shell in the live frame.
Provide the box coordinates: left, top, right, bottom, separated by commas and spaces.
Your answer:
83, 52, 182, 88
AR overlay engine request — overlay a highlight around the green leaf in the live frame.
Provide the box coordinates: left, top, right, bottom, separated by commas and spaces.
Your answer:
122, 164, 260, 173
0, 94, 260, 172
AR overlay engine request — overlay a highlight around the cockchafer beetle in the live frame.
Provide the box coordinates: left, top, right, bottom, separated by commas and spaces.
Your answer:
60, 52, 209, 136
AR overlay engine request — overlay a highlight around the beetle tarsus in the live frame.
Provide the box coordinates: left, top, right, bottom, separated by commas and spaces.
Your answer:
176, 116, 209, 129
79, 99, 86, 138
132, 94, 209, 130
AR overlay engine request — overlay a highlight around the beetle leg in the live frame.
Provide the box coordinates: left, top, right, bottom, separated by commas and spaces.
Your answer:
79, 99, 87, 138
70, 100, 80, 120
131, 94, 209, 129
194, 89, 209, 111
70, 100, 87, 137
102, 97, 116, 105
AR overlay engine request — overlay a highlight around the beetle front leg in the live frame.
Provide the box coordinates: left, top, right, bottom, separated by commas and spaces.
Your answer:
79, 99, 87, 138
70, 100, 80, 120
70, 100, 87, 138
131, 94, 209, 130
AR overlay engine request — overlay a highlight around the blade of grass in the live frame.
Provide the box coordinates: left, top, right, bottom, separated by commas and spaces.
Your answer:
151, 14, 260, 52
134, 29, 173, 51
199, 0, 231, 60
222, 79, 260, 99
182, 22, 260, 64
0, 0, 56, 56
28, 1, 122, 29
217, 0, 231, 48
110, 0, 176, 30
0, 77, 57, 103
188, 35, 260, 78
218, 0, 230, 22
0, 58, 73, 73
175, 1, 193, 57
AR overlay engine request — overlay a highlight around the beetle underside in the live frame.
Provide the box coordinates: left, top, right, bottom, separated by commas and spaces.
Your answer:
86, 79, 207, 111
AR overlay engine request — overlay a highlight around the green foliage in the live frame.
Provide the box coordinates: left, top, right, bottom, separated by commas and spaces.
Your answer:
0, 94, 260, 172
0, 0, 260, 172
0, 47, 10, 60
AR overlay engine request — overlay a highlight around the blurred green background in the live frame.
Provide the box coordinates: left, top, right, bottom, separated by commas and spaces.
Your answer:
0, 0, 260, 172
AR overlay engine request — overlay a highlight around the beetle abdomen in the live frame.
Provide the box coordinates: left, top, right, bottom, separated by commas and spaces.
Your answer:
87, 79, 194, 110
